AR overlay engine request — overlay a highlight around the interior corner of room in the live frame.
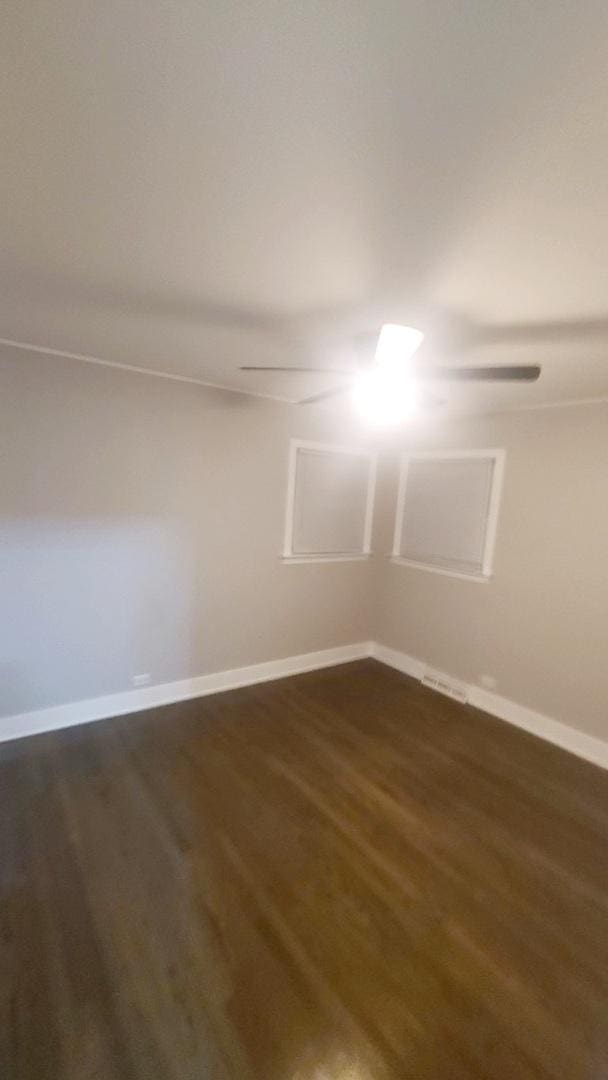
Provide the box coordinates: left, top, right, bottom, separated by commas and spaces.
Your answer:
1, 347, 607, 765
2, 5, 608, 1074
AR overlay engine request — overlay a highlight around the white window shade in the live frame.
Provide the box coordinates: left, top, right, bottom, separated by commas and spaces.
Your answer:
393, 451, 504, 579
284, 442, 376, 561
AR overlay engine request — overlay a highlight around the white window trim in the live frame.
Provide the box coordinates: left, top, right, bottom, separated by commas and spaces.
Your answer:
391, 447, 506, 582
282, 438, 377, 563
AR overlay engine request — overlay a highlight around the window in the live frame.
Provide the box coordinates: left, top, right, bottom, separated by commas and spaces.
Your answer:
283, 440, 377, 562
392, 449, 505, 581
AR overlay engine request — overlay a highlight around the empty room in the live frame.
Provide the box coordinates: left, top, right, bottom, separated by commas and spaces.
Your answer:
1, 3, 608, 1078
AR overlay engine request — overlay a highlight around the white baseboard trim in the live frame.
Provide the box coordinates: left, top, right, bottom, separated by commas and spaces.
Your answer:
368, 642, 425, 681
4, 639, 607, 771
0, 641, 372, 746
371, 641, 608, 771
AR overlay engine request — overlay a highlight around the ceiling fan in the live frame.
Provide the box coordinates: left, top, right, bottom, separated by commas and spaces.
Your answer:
240, 323, 541, 420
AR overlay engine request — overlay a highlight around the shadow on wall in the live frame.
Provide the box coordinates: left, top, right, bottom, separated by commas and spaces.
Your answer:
0, 518, 195, 716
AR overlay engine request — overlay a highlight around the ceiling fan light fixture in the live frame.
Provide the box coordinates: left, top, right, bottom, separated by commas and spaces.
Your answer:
374, 323, 424, 368
352, 367, 419, 425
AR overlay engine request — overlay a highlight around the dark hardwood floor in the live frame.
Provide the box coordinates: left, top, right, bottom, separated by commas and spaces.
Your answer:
2, 659, 608, 1079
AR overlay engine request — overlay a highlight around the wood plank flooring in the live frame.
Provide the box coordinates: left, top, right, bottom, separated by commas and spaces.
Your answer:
2, 659, 608, 1079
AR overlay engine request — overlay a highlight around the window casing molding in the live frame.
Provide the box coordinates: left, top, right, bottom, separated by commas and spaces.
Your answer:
282, 439, 377, 563
391, 448, 506, 582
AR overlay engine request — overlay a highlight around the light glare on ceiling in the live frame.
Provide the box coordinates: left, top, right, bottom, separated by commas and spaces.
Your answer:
374, 323, 424, 367
352, 367, 419, 425
352, 322, 423, 424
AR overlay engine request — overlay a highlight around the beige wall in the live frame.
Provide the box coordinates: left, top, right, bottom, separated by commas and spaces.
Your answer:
2, 349, 606, 744
0, 349, 376, 715
372, 403, 608, 741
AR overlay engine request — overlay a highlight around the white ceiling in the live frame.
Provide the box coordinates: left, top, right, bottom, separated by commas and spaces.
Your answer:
2, 0, 608, 411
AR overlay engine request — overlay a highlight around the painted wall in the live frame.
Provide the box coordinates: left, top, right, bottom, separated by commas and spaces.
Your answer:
0, 350, 375, 716
3, 349, 606, 745
372, 403, 608, 741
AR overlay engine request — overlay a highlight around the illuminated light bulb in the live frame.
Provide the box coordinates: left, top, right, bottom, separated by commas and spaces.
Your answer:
352, 367, 419, 425
374, 323, 424, 368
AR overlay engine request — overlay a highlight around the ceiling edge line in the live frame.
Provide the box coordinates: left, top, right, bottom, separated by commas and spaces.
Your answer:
499, 394, 608, 413
0, 336, 294, 404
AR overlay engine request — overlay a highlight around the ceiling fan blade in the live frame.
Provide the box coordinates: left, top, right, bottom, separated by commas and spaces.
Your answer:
239, 365, 354, 373
417, 364, 541, 382
298, 383, 355, 405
